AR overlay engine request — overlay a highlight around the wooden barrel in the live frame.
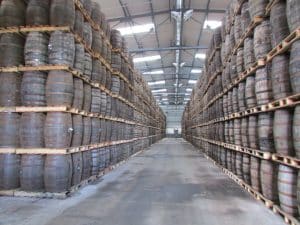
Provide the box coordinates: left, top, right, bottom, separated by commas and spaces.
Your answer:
26, 0, 49, 26
231, 151, 237, 174
100, 64, 107, 86
82, 116, 91, 145
111, 29, 122, 49
250, 156, 261, 192
249, 0, 268, 20
270, 0, 289, 47
241, 2, 251, 33
258, 112, 274, 152
106, 95, 112, 116
44, 155, 72, 193
223, 95, 228, 117
287, 0, 300, 32
248, 115, 259, 149
83, 0, 92, 16
49, 31, 75, 67
81, 151, 91, 180
91, 149, 100, 175
254, 20, 272, 60
245, 76, 257, 108
260, 160, 278, 201
74, 10, 84, 38
91, 118, 100, 144
91, 1, 102, 25
71, 115, 83, 147
25, 32, 48, 66
255, 64, 273, 106
92, 30, 102, 55
99, 148, 106, 171
20, 155, 44, 191
99, 119, 106, 142
50, 0, 75, 28
236, 48, 244, 74
232, 87, 238, 113
274, 109, 294, 156
72, 78, 83, 110
46, 70, 73, 107
71, 152, 82, 186
226, 150, 232, 171
241, 117, 249, 147
92, 59, 101, 83
278, 165, 298, 216
272, 54, 291, 100
222, 63, 231, 88
91, 88, 101, 113
0, 72, 21, 107
243, 38, 255, 70
0, 34, 24, 67
111, 75, 120, 94
21, 71, 47, 107
74, 44, 85, 74
227, 91, 233, 115
20, 113, 45, 148
293, 106, 300, 158
0, 0, 26, 27
0, 112, 20, 148
112, 52, 122, 71
44, 112, 73, 148
243, 154, 251, 184
234, 119, 241, 145
234, 15, 242, 43
83, 83, 91, 112
238, 82, 246, 112
83, 22, 92, 48
0, 153, 20, 190
84, 53, 92, 78
100, 92, 107, 115
236, 152, 243, 179
289, 40, 300, 94
106, 70, 112, 90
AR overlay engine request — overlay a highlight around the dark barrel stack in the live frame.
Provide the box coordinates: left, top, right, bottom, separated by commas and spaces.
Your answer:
182, 0, 300, 221
0, 0, 166, 195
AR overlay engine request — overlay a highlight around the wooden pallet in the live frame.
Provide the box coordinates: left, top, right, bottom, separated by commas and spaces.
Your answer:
266, 28, 300, 62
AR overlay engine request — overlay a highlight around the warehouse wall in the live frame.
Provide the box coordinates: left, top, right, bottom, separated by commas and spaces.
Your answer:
161, 105, 184, 136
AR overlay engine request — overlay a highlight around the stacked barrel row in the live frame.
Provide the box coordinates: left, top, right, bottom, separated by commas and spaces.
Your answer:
0, 0, 165, 194
183, 0, 300, 219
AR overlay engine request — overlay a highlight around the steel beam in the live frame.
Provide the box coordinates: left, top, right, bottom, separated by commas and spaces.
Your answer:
107, 8, 226, 22
129, 45, 208, 53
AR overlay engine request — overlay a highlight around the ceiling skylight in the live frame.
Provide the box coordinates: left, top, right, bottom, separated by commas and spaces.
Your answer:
152, 89, 167, 93
143, 70, 164, 75
203, 20, 222, 29
195, 53, 206, 59
118, 23, 155, 36
133, 55, 161, 63
188, 80, 197, 84
191, 69, 202, 73
148, 80, 165, 86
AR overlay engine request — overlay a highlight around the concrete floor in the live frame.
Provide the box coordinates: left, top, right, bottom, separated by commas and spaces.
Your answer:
0, 138, 285, 225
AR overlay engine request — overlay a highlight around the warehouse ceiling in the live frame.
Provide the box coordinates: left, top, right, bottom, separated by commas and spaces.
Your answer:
97, 0, 229, 107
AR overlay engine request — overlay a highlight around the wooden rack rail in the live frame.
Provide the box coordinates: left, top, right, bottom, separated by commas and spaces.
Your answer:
0, 135, 161, 155
189, 135, 300, 170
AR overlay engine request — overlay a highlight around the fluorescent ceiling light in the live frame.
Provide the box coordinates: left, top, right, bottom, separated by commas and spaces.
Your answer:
148, 80, 165, 86
188, 80, 197, 84
143, 70, 164, 75
134, 55, 161, 63
186, 88, 193, 92
195, 53, 206, 59
184, 98, 190, 101
162, 98, 168, 101
152, 89, 167, 93
203, 20, 222, 29
185, 93, 191, 95
118, 23, 154, 36
191, 69, 202, 73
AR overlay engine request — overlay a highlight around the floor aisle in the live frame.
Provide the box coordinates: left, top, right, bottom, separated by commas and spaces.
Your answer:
0, 138, 285, 225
